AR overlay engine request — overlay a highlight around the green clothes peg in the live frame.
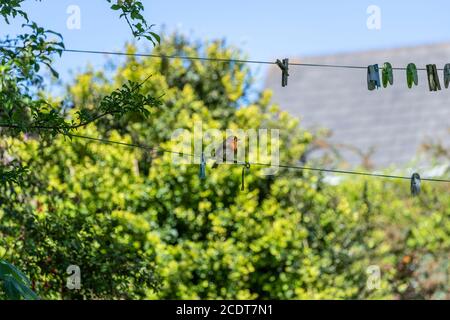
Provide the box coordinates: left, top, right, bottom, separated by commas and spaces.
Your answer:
367, 64, 381, 91
406, 63, 418, 89
444, 64, 450, 89
276, 58, 289, 87
426, 64, 441, 91
382, 62, 394, 88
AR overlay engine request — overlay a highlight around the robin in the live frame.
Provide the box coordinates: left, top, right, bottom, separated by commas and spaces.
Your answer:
212, 136, 239, 168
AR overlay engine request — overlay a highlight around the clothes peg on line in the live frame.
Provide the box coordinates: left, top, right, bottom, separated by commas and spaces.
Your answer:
276, 58, 289, 87
444, 64, 450, 89
199, 152, 206, 180
367, 64, 381, 91
406, 63, 418, 89
382, 62, 394, 88
241, 162, 250, 191
426, 64, 441, 91
410, 173, 421, 197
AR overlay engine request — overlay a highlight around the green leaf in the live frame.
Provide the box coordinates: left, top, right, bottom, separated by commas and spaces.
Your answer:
3, 276, 21, 300
2, 275, 38, 300
0, 260, 30, 286
0, 260, 38, 300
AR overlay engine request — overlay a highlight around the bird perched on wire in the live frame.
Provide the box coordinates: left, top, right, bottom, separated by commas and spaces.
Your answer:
212, 136, 239, 168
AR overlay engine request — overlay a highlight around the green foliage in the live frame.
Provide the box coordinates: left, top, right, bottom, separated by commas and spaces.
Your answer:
2, 33, 448, 300
0, 0, 161, 300
337, 177, 450, 299
0, 0, 31, 23
107, 0, 160, 45
0, 131, 162, 299
0, 0, 160, 184
0, 2, 448, 300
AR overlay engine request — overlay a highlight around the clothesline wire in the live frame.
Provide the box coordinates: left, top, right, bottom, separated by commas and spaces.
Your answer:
67, 133, 450, 184
2, 43, 449, 183
0, 45, 445, 71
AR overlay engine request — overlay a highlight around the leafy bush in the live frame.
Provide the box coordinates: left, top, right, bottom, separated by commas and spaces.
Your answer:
1, 34, 448, 299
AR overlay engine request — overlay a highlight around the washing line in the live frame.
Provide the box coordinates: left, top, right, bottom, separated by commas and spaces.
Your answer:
0, 45, 445, 71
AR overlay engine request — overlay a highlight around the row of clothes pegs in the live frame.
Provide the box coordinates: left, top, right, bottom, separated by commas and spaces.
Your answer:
368, 63, 450, 91
274, 57, 450, 91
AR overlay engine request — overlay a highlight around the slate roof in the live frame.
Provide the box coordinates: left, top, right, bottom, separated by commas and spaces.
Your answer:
265, 43, 450, 168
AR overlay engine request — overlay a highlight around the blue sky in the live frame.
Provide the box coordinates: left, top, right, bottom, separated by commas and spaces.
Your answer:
2, 0, 450, 86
